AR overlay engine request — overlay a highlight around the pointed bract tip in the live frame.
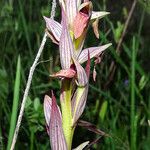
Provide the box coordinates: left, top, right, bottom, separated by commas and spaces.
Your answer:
91, 11, 110, 20
73, 141, 89, 150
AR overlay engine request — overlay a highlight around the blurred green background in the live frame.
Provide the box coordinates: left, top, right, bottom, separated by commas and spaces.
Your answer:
0, 0, 150, 149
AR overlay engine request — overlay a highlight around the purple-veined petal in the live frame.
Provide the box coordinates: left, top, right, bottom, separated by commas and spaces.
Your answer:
85, 50, 91, 79
44, 16, 62, 42
65, 0, 77, 27
91, 11, 110, 20
59, 9, 75, 69
46, 30, 59, 44
73, 141, 89, 150
44, 95, 52, 126
50, 68, 76, 78
72, 57, 88, 86
78, 43, 112, 64
72, 85, 89, 125
71, 56, 90, 122
49, 91, 67, 150
73, 12, 89, 39
73, 1, 92, 39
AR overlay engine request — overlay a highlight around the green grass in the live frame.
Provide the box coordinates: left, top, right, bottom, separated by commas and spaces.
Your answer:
130, 37, 137, 150
0, 0, 150, 149
7, 56, 21, 150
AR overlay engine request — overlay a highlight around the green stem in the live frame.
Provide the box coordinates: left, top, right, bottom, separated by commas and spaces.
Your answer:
61, 79, 74, 150
30, 131, 34, 150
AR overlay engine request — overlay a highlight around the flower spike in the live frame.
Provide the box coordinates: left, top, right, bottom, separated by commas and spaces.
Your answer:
43, 0, 111, 149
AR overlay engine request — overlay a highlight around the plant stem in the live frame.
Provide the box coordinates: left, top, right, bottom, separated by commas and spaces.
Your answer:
30, 131, 34, 150
61, 79, 74, 150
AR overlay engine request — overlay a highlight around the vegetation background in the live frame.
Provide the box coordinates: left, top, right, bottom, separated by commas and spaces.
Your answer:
0, 0, 150, 149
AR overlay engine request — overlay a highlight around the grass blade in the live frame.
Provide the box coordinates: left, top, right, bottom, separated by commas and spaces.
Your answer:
130, 37, 137, 150
7, 56, 21, 150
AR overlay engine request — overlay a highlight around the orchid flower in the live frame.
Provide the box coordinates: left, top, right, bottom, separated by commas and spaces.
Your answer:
43, 0, 111, 149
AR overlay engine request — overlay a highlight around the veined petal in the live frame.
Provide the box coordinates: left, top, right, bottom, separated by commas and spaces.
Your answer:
91, 11, 110, 20
44, 95, 52, 126
50, 68, 76, 78
44, 16, 62, 42
71, 57, 90, 124
85, 50, 91, 79
78, 43, 112, 64
73, 1, 92, 39
59, 9, 75, 69
49, 91, 67, 150
73, 141, 89, 150
66, 0, 77, 27
72, 57, 88, 86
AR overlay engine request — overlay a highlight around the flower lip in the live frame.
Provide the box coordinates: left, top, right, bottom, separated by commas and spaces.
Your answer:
50, 68, 76, 79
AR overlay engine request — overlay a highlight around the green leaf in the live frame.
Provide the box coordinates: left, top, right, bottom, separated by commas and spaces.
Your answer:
34, 98, 40, 111
7, 56, 21, 150
99, 100, 108, 122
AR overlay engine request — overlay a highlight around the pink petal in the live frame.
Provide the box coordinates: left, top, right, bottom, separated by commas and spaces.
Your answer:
78, 43, 112, 64
73, 2, 92, 39
49, 91, 67, 150
59, 9, 75, 69
50, 68, 76, 78
44, 16, 62, 42
66, 0, 77, 27
73, 12, 89, 39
